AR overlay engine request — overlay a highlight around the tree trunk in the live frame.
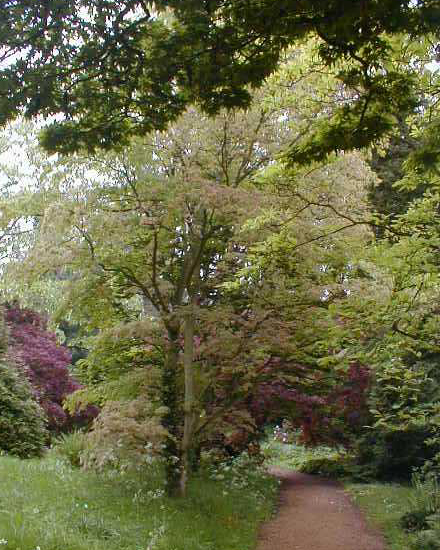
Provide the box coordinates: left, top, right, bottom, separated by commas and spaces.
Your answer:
180, 306, 197, 496
161, 323, 182, 497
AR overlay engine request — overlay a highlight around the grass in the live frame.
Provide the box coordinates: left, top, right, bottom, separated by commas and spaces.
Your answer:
0, 454, 279, 550
261, 437, 346, 470
347, 482, 414, 550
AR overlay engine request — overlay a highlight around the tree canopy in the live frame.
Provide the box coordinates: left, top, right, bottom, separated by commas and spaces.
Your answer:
2, 4, 440, 503
0, 1, 439, 162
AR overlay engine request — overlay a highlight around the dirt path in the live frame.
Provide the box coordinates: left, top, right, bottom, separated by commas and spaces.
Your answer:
257, 468, 385, 550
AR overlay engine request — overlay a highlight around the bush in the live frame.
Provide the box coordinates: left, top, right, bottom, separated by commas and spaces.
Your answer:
355, 423, 438, 480
419, 452, 440, 481
411, 528, 440, 550
406, 474, 440, 521
52, 430, 89, 467
0, 360, 48, 457
401, 474, 440, 549
81, 397, 168, 471
4, 303, 98, 433
299, 456, 350, 478
401, 510, 430, 532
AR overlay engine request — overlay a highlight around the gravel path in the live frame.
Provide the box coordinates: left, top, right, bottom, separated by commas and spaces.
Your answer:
257, 468, 385, 550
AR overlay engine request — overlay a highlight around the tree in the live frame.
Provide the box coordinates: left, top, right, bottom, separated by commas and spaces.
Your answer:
224, 146, 380, 443
4, 302, 98, 432
6, 29, 438, 490
7, 49, 392, 488
365, 35, 440, 235
0, 120, 44, 263
18, 99, 297, 494
0, 119, 79, 317
368, 119, 424, 239
0, 1, 437, 163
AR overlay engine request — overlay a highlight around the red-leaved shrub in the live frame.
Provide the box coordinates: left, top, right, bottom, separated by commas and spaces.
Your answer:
4, 303, 97, 432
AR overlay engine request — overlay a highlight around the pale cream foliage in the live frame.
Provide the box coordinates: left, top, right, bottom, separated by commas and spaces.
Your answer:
81, 396, 169, 471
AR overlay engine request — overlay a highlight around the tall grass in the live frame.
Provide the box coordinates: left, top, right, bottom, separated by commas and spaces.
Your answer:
0, 454, 278, 550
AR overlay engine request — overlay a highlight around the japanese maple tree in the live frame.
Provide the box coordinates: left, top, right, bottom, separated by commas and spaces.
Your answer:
4, 302, 97, 432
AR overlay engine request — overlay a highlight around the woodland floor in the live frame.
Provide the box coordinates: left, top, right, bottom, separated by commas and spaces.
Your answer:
257, 468, 385, 550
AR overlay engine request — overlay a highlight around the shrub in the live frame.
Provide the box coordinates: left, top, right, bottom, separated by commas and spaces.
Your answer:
52, 430, 89, 467
401, 510, 430, 532
355, 423, 438, 480
4, 303, 97, 432
0, 360, 48, 457
411, 527, 440, 550
419, 452, 440, 481
262, 436, 351, 475
407, 474, 440, 520
273, 421, 296, 444
299, 456, 350, 478
401, 474, 440, 549
81, 397, 168, 471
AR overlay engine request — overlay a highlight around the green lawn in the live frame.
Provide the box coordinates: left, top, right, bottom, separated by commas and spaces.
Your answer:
5, 437, 415, 550
261, 438, 345, 470
347, 482, 414, 550
0, 455, 278, 550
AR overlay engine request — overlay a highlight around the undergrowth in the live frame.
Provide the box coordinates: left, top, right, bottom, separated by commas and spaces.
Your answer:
261, 437, 346, 471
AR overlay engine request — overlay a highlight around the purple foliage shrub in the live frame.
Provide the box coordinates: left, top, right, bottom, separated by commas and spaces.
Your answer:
4, 303, 97, 432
